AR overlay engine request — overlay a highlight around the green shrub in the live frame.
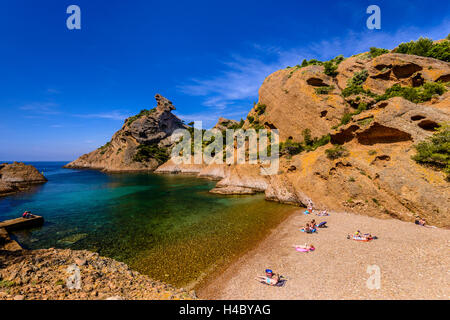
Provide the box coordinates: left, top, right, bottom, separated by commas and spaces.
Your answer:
280, 139, 304, 156
98, 142, 111, 155
255, 103, 267, 115
349, 70, 369, 86
369, 47, 389, 58
412, 123, 450, 180
447, 33, 450, 40
0, 280, 15, 288
427, 41, 450, 62
341, 70, 373, 97
230, 119, 245, 130
394, 37, 450, 62
325, 145, 349, 160
337, 103, 368, 127
342, 85, 374, 98
376, 82, 447, 104
315, 85, 335, 94
329, 55, 345, 65
247, 115, 255, 124
340, 113, 353, 126
323, 61, 338, 77
310, 134, 331, 150
302, 129, 313, 146
301, 59, 323, 67
133, 144, 169, 165
280, 132, 330, 156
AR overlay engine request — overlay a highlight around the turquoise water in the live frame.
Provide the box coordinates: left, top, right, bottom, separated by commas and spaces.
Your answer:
0, 162, 294, 286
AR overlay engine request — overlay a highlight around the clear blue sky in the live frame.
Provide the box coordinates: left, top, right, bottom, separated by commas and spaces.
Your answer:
0, 0, 449, 161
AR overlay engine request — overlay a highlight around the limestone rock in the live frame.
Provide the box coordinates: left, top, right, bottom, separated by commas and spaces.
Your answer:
64, 94, 187, 172
0, 162, 47, 197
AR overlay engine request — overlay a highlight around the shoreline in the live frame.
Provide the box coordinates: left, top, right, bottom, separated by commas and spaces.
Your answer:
192, 206, 298, 293
198, 209, 450, 300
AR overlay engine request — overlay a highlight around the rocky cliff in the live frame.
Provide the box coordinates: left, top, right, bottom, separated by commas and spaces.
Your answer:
66, 42, 450, 227
157, 49, 450, 227
64, 94, 187, 172
0, 162, 47, 197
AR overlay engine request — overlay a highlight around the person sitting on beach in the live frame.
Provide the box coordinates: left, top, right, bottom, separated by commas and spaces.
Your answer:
304, 223, 312, 233
310, 219, 317, 228
255, 270, 280, 286
22, 211, 34, 219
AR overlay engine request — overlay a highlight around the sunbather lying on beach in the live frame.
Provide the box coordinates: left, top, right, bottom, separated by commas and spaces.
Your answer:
347, 231, 377, 240
415, 218, 426, 226
294, 244, 315, 252
316, 210, 329, 216
414, 217, 437, 228
300, 223, 316, 233
255, 269, 280, 286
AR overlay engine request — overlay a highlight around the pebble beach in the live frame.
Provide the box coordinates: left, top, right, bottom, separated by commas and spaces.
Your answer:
198, 210, 450, 300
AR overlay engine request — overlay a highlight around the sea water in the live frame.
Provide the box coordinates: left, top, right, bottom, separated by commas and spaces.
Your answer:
0, 162, 294, 287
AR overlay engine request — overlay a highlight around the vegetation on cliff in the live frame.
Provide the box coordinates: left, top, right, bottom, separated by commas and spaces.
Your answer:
133, 144, 169, 165
394, 37, 450, 62
341, 69, 373, 97
369, 47, 389, 58
376, 82, 448, 104
412, 123, 450, 180
325, 145, 350, 160
280, 129, 330, 156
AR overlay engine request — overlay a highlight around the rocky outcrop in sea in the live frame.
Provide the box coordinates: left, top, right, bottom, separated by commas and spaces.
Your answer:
0, 162, 47, 197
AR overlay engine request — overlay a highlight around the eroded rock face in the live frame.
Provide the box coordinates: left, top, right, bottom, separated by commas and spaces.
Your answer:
203, 52, 450, 227
243, 64, 347, 141
0, 162, 47, 196
331, 97, 449, 145
64, 94, 187, 172
337, 53, 450, 95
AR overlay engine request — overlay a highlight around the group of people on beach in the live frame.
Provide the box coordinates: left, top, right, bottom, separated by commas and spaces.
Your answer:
256, 200, 322, 287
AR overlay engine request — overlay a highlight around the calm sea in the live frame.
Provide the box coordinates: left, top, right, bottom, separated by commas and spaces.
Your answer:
0, 162, 294, 287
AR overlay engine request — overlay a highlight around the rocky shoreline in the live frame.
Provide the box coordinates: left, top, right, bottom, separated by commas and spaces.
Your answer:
0, 248, 196, 300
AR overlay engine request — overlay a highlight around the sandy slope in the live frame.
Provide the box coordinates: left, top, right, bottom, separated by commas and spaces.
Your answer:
199, 210, 450, 300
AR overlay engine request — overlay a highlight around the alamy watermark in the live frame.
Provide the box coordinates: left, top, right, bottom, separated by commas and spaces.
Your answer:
366, 265, 381, 289
366, 5, 381, 30
66, 5, 81, 30
170, 121, 280, 175
66, 264, 82, 290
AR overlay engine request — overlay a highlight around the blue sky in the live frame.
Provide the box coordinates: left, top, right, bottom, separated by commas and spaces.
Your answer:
0, 0, 449, 161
